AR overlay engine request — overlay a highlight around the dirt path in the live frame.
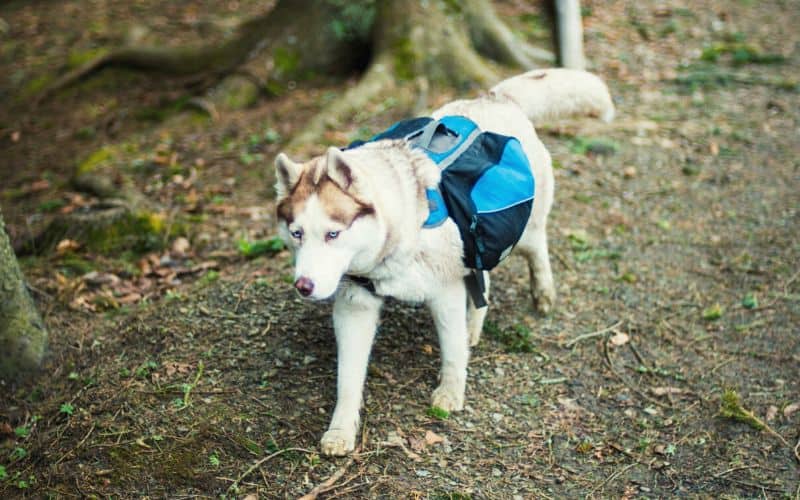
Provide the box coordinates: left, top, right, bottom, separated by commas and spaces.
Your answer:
1, 0, 798, 497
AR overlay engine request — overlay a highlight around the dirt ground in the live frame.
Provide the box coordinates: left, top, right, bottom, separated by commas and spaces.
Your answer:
1, 0, 799, 498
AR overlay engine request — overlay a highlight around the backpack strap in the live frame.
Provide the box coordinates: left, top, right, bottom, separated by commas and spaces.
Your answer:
465, 269, 487, 308
422, 188, 448, 228
346, 274, 378, 295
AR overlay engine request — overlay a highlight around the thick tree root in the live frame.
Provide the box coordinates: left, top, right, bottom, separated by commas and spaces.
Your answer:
286, 0, 544, 151
287, 57, 399, 151
35, 0, 368, 104
464, 0, 555, 68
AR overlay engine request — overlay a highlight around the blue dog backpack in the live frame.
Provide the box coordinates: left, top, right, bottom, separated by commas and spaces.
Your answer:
347, 115, 535, 306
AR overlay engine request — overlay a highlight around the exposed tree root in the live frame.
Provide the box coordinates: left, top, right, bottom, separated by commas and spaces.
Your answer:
464, 0, 555, 68
36, 0, 369, 104
287, 56, 399, 151
287, 0, 547, 151
36, 0, 554, 189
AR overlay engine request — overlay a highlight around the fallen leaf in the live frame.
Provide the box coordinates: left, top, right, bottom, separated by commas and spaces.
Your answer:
30, 179, 50, 192
385, 431, 421, 461
421, 344, 434, 355
609, 331, 630, 346
82, 271, 120, 287
651, 387, 684, 396
424, 430, 444, 446
408, 436, 426, 453
137, 258, 153, 277
171, 237, 191, 256
181, 260, 219, 276
56, 239, 81, 255
783, 402, 800, 418
163, 361, 193, 377
557, 397, 584, 413
116, 293, 142, 304
765, 405, 778, 422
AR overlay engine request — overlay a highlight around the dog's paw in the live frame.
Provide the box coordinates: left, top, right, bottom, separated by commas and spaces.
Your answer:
320, 429, 355, 456
431, 385, 464, 412
469, 328, 482, 347
532, 287, 556, 316
468, 314, 485, 347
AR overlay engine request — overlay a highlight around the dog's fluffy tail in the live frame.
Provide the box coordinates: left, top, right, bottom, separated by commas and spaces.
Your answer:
489, 68, 615, 124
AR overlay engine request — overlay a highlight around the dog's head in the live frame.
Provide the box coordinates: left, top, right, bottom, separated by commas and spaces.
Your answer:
274, 147, 384, 300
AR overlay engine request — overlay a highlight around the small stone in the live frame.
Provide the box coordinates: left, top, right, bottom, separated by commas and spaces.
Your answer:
492, 468, 502, 477
623, 166, 637, 179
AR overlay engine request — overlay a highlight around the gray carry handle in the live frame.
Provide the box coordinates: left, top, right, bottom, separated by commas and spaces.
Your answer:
408, 119, 446, 149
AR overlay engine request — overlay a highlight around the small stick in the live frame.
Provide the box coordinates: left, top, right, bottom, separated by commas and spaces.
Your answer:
794, 437, 799, 464
181, 361, 205, 408
227, 447, 312, 494
563, 320, 622, 348
588, 462, 637, 496
713, 464, 760, 478
603, 340, 669, 409
55, 424, 95, 465
299, 456, 356, 500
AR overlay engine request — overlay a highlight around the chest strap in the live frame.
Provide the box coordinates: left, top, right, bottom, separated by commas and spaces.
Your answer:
345, 271, 487, 308
346, 275, 377, 295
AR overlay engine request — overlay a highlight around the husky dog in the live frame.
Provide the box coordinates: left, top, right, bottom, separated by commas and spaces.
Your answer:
274, 69, 614, 456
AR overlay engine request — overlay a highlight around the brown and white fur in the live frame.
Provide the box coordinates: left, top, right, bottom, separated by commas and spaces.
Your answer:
274, 68, 614, 456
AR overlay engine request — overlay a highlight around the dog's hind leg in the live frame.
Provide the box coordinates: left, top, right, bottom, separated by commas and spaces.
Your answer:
466, 272, 490, 347
321, 286, 383, 456
427, 280, 469, 412
516, 223, 556, 315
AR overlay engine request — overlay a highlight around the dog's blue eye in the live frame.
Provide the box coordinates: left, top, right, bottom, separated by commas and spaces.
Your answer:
290, 229, 303, 239
326, 231, 340, 241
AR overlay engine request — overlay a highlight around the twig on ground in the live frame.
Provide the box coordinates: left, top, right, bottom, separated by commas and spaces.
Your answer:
55, 424, 95, 465
299, 456, 357, 500
715, 475, 785, 493
794, 436, 799, 464
227, 447, 312, 494
713, 464, 761, 478
602, 340, 669, 408
563, 320, 622, 348
587, 462, 637, 497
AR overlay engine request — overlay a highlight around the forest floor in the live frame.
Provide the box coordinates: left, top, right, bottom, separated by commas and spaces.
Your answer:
1, 0, 799, 498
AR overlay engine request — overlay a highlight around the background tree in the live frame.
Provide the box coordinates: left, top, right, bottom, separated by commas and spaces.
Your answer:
40, 0, 558, 148
0, 211, 48, 380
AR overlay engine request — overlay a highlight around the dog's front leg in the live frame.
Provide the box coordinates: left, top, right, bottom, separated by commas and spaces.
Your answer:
427, 279, 469, 412
321, 286, 383, 456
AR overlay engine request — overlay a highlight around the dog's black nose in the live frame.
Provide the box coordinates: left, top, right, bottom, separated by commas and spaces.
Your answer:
294, 277, 314, 297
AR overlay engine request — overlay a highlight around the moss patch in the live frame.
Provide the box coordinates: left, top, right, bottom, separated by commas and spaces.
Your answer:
76, 147, 115, 175
392, 37, 417, 81
67, 48, 109, 69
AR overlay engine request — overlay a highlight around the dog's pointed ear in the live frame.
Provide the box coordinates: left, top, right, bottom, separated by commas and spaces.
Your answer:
275, 153, 302, 198
325, 147, 354, 191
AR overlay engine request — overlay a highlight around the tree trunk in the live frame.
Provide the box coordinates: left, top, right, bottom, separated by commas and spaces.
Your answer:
0, 211, 48, 380
555, 0, 585, 69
